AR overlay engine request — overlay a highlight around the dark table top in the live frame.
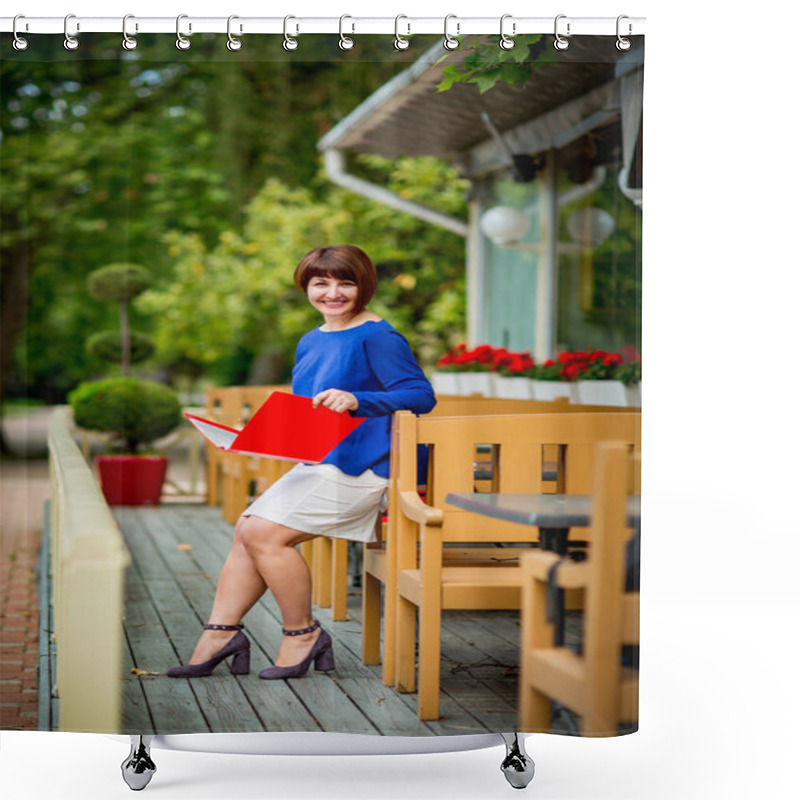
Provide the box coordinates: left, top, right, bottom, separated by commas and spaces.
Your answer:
445, 492, 641, 529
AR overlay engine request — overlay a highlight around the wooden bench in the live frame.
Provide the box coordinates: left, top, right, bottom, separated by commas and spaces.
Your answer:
519, 442, 640, 734
391, 411, 641, 720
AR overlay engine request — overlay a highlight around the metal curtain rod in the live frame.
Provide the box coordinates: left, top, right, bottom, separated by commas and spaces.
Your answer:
1, 15, 646, 37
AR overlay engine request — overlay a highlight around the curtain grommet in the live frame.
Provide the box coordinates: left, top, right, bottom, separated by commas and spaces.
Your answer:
64, 13, 79, 51
12, 15, 29, 51
339, 15, 355, 50
176, 14, 191, 50
227, 15, 243, 51
443, 14, 460, 51
499, 14, 515, 50
554, 14, 570, 50
283, 15, 299, 51
616, 15, 632, 51
122, 14, 138, 51
394, 15, 410, 50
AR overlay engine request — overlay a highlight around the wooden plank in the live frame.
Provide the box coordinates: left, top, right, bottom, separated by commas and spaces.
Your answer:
116, 505, 530, 733
139, 507, 377, 735
340, 591, 492, 735
121, 574, 210, 734
142, 573, 267, 733
439, 619, 519, 712
118, 509, 266, 734
120, 609, 155, 734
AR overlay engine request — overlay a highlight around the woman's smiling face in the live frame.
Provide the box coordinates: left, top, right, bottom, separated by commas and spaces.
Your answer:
306, 274, 359, 324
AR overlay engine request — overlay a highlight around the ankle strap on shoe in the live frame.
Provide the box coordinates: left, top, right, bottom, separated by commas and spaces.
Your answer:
204, 623, 244, 631
282, 620, 320, 636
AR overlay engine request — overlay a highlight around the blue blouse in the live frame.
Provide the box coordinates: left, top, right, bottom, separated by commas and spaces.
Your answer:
291, 319, 436, 478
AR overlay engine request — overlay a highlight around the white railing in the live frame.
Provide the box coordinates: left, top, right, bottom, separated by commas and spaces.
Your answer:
47, 406, 130, 732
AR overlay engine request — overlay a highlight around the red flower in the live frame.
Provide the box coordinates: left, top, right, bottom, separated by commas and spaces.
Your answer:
561, 362, 586, 381
619, 345, 641, 364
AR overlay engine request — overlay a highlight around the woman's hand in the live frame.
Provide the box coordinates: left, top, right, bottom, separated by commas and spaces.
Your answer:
312, 389, 359, 414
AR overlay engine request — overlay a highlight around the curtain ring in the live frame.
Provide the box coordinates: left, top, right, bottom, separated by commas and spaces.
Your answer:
12, 15, 29, 51
553, 14, 570, 50
176, 14, 191, 50
227, 15, 243, 51
64, 13, 79, 51
499, 14, 515, 50
122, 15, 138, 51
394, 15, 410, 50
283, 16, 299, 51
443, 14, 460, 51
616, 15, 632, 51
339, 15, 355, 50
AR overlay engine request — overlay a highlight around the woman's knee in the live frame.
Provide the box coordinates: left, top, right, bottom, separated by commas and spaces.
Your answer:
238, 516, 284, 555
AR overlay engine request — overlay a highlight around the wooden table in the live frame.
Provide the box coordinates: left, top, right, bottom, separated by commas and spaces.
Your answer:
444, 492, 641, 644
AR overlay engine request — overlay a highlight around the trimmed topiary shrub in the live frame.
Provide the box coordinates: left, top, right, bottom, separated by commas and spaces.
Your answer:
86, 331, 155, 365
86, 262, 154, 376
87, 263, 153, 304
69, 377, 182, 453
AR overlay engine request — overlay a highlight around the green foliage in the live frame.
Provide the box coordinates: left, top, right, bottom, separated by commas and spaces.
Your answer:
2, 34, 420, 400
87, 264, 152, 304
139, 155, 470, 383
615, 361, 642, 386
69, 377, 182, 453
436, 35, 556, 93
86, 331, 155, 365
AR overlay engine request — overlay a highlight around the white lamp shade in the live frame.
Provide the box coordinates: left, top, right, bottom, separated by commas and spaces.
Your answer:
480, 206, 531, 245
565, 207, 616, 247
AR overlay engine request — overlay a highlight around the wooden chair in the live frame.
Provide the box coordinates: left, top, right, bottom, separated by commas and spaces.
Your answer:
218, 385, 291, 524
518, 442, 640, 734
361, 397, 575, 681
204, 387, 244, 507
392, 411, 641, 720
361, 397, 635, 685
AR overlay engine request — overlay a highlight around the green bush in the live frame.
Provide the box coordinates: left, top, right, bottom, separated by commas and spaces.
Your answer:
86, 330, 155, 365
87, 263, 152, 304
69, 377, 182, 453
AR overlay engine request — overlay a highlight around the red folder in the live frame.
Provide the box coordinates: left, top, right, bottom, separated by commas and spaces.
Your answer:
185, 391, 365, 463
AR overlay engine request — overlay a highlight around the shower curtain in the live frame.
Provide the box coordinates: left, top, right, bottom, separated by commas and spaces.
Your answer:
1, 20, 643, 743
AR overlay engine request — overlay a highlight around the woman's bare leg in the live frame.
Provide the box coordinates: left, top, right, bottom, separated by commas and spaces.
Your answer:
187, 515, 268, 664
238, 515, 321, 667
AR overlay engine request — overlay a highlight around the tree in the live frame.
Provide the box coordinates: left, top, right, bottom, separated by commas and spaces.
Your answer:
139, 155, 469, 384
86, 263, 154, 376
2, 33, 419, 429
436, 35, 555, 93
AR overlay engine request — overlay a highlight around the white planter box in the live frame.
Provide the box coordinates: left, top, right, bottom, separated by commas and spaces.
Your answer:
625, 383, 642, 408
431, 372, 462, 396
459, 372, 495, 397
493, 376, 534, 399
532, 381, 575, 402
575, 380, 629, 407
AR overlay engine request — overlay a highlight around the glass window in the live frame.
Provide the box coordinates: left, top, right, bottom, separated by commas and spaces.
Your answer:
478, 175, 541, 352
554, 125, 642, 356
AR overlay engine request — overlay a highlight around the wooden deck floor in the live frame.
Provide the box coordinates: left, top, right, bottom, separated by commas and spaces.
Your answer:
113, 503, 532, 736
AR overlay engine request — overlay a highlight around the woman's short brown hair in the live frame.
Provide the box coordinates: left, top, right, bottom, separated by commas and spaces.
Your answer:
293, 245, 378, 314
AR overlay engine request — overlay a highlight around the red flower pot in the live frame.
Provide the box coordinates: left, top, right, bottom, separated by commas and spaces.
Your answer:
96, 455, 168, 506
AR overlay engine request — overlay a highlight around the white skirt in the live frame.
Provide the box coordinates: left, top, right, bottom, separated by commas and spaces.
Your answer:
242, 463, 388, 543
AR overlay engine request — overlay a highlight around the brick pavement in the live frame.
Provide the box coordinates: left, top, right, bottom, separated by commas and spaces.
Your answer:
1, 408, 51, 731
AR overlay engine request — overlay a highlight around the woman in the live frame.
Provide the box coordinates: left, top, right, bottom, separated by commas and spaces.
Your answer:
168, 245, 436, 679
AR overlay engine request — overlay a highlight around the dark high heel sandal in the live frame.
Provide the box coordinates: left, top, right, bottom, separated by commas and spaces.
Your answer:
166, 624, 250, 678
258, 620, 335, 679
